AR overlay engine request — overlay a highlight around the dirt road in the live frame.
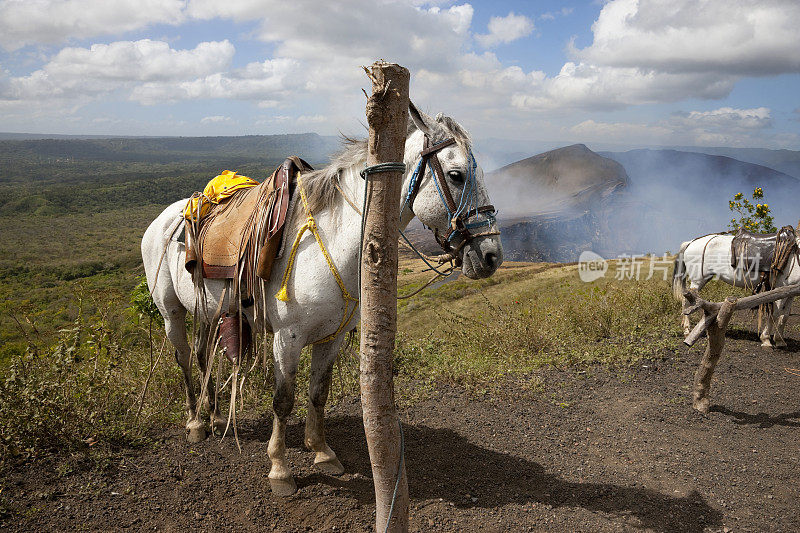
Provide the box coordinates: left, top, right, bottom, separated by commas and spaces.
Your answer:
3, 329, 799, 532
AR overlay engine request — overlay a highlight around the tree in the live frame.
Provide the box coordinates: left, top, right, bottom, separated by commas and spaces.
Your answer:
728, 187, 777, 233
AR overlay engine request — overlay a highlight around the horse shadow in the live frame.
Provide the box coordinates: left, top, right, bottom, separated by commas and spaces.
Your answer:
718, 328, 800, 353
241, 414, 722, 533
710, 405, 800, 428
725, 327, 762, 343
781, 338, 800, 351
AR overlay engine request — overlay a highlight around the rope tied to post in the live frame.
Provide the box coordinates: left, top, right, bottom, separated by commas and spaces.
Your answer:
384, 419, 405, 533
360, 161, 407, 180
358, 161, 407, 292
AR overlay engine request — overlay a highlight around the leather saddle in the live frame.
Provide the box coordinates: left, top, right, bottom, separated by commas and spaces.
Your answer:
185, 156, 313, 281
731, 225, 797, 274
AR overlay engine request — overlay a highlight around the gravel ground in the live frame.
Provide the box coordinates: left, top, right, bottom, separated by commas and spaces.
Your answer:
2, 325, 799, 532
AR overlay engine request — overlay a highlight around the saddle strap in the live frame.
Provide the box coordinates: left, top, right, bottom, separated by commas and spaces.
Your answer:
255, 156, 314, 280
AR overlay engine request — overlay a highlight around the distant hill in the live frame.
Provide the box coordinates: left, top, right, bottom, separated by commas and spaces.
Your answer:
602, 149, 799, 190
0, 133, 128, 140
667, 146, 800, 180
483, 144, 635, 261
0, 133, 343, 217
487, 144, 628, 217
481, 146, 800, 262
0, 133, 341, 166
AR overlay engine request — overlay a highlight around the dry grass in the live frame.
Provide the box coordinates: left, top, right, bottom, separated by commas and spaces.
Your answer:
1, 253, 759, 468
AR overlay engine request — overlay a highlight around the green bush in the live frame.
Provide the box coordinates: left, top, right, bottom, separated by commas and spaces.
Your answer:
729, 187, 777, 233
0, 298, 182, 470
128, 275, 162, 326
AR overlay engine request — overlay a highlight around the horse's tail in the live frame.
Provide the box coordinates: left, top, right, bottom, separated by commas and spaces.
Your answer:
672, 243, 689, 302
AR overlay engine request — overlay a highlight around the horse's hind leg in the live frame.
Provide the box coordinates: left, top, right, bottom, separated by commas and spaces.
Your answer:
165, 308, 206, 442
194, 323, 226, 436
305, 338, 346, 476
268, 329, 303, 496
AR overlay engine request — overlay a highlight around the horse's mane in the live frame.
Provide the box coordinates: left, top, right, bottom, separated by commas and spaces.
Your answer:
303, 112, 472, 213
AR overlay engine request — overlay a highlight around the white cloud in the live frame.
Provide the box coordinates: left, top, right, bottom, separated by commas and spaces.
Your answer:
1, 40, 235, 101
0, 0, 187, 51
576, 0, 800, 76
670, 107, 773, 131
129, 58, 300, 105
570, 119, 672, 144
0, 1, 478, 116
296, 114, 326, 124
200, 115, 233, 124
47, 40, 234, 82
511, 62, 736, 111
476, 12, 534, 48
251, 2, 474, 74
184, 0, 480, 122
508, 0, 800, 111
0, 0, 796, 148
568, 107, 784, 147
540, 7, 573, 21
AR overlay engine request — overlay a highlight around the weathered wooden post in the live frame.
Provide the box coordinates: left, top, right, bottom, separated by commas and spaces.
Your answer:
360, 61, 410, 532
683, 283, 800, 411
690, 296, 736, 413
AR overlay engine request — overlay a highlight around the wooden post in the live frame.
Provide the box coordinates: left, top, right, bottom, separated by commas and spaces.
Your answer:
683, 283, 800, 411
360, 61, 410, 532
691, 297, 736, 413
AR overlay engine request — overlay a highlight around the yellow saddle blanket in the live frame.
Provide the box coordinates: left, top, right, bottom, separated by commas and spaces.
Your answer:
183, 170, 259, 222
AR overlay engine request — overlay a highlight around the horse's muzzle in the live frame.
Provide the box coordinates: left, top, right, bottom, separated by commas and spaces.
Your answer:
461, 236, 503, 279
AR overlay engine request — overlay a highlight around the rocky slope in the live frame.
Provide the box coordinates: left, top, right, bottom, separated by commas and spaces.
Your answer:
486, 144, 635, 262
485, 145, 800, 262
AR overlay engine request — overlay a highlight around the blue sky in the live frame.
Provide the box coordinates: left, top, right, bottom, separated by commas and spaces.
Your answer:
1, 0, 798, 149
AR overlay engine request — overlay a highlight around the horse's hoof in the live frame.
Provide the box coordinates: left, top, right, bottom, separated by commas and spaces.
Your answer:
315, 457, 345, 476
211, 418, 227, 437
186, 423, 208, 443
760, 341, 774, 349
775, 340, 788, 349
269, 476, 297, 496
693, 398, 710, 414
683, 328, 691, 336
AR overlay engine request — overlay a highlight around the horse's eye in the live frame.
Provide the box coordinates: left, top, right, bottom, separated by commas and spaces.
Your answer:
448, 170, 464, 184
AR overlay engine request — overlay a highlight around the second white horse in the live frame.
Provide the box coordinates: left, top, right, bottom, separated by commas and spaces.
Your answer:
673, 232, 800, 347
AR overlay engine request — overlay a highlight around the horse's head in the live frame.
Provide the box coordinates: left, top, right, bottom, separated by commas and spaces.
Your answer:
400, 102, 503, 279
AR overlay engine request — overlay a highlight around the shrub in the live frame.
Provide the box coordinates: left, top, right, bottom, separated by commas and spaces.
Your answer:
0, 297, 181, 470
729, 188, 777, 233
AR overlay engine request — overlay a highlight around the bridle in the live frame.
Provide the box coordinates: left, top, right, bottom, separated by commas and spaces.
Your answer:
402, 135, 498, 264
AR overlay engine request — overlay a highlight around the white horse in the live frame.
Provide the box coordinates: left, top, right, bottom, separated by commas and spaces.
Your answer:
672, 232, 800, 347
141, 103, 503, 495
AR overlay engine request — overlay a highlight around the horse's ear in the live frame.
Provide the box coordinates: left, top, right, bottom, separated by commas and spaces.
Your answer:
409, 100, 431, 136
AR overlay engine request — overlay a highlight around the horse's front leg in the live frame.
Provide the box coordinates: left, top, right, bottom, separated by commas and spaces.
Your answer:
165, 308, 206, 442
774, 297, 793, 348
305, 337, 347, 476
681, 294, 692, 336
759, 305, 775, 348
268, 329, 303, 496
